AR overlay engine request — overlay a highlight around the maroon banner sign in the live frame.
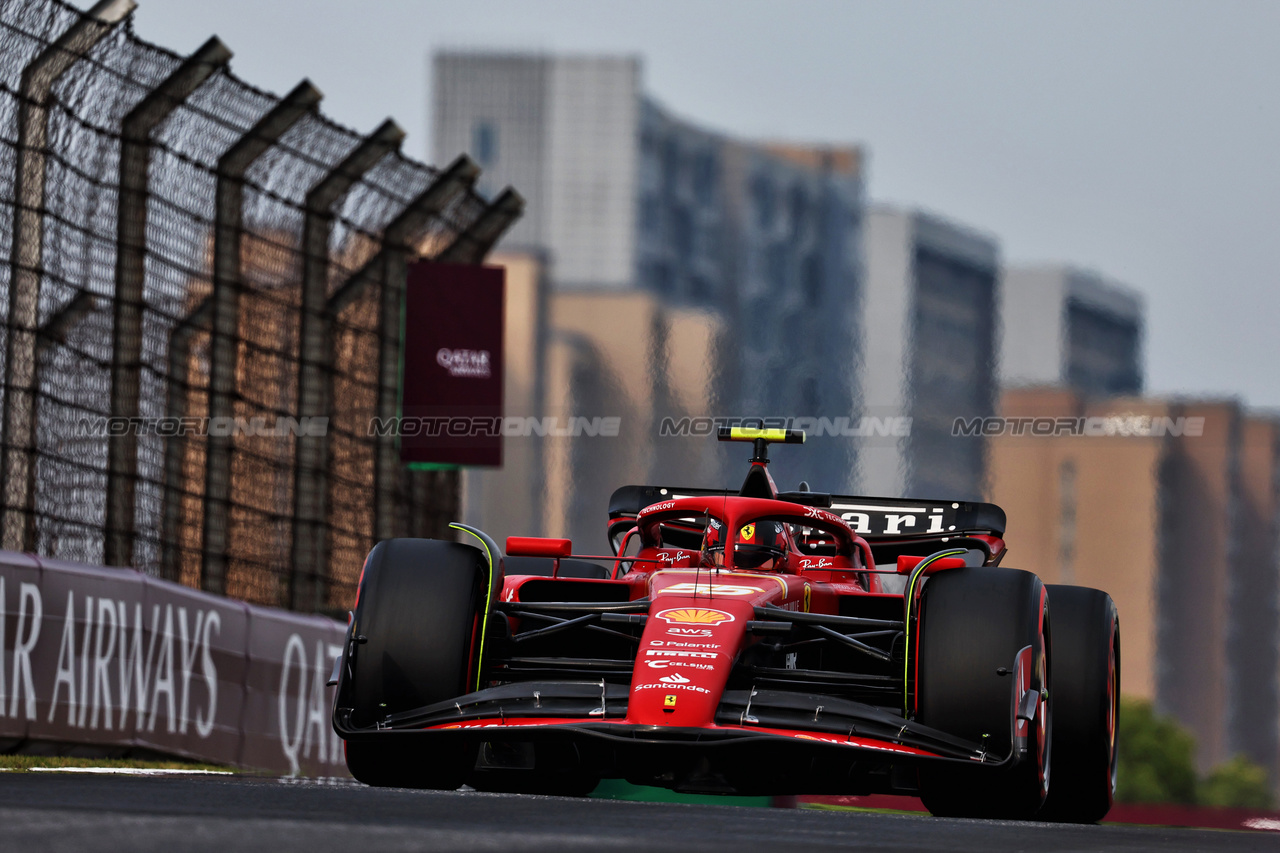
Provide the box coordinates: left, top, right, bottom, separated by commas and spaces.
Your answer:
0, 551, 348, 777
400, 261, 505, 467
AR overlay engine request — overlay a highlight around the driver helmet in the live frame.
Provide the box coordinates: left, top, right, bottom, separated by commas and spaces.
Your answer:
732, 520, 787, 570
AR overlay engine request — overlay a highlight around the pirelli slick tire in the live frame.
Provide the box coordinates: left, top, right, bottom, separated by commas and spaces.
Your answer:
916, 567, 1051, 820
1036, 585, 1120, 823
345, 538, 485, 789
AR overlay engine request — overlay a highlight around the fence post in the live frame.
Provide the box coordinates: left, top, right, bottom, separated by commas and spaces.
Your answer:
435, 187, 526, 264
202, 80, 322, 596
290, 119, 403, 612
106, 36, 232, 569
159, 297, 211, 581
313, 156, 477, 555
0, 0, 136, 553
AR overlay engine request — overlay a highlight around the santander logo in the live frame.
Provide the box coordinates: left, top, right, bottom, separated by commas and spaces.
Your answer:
659, 673, 691, 684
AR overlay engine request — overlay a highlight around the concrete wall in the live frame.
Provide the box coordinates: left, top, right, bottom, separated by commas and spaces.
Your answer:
990, 388, 1278, 776
859, 209, 914, 498
860, 207, 999, 501
1157, 400, 1239, 771
989, 388, 1164, 701
1231, 416, 1280, 780
543, 57, 641, 288
432, 52, 640, 288
432, 53, 549, 247
542, 290, 725, 552
999, 267, 1066, 388
461, 252, 548, 544
999, 265, 1145, 394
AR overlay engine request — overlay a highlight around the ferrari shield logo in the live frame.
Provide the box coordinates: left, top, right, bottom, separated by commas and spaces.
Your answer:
739, 523, 755, 542
664, 695, 678, 708
803, 583, 811, 613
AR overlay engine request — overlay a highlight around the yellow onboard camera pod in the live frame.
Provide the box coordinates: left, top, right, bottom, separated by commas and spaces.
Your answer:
716, 427, 806, 444
716, 425, 806, 464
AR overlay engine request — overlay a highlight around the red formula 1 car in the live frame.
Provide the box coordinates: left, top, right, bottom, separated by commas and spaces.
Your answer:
331, 428, 1120, 821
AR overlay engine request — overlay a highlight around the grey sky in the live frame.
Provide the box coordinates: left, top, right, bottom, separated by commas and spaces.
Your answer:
120, 0, 1280, 408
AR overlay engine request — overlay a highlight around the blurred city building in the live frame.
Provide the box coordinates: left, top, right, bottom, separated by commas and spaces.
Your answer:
1000, 265, 1144, 396
988, 387, 1280, 781
460, 252, 724, 551
434, 51, 866, 547
859, 206, 1000, 502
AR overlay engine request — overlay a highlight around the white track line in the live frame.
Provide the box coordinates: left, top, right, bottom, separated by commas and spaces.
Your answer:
29, 767, 234, 776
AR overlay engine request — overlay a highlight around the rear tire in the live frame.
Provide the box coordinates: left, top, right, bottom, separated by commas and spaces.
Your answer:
345, 538, 486, 789
1037, 585, 1119, 823
916, 567, 1051, 819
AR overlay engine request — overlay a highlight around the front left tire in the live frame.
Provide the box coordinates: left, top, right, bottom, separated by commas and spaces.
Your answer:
345, 538, 486, 788
915, 567, 1052, 819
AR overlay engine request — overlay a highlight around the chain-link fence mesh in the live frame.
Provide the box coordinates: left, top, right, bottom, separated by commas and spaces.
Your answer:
1, 0, 502, 613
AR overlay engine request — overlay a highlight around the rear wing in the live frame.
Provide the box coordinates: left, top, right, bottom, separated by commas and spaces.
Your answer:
826, 496, 1005, 540
607, 485, 1006, 540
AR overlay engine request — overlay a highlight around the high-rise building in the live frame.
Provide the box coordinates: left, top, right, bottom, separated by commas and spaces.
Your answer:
433, 51, 867, 524
988, 387, 1280, 780
433, 53, 642, 288
1000, 265, 1144, 396
859, 206, 1000, 501
460, 251, 725, 552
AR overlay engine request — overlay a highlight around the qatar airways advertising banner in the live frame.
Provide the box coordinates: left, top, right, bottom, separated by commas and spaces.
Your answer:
400, 261, 505, 467
0, 551, 348, 777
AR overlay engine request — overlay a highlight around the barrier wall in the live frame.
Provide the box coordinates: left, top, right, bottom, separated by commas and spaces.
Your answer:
0, 550, 348, 776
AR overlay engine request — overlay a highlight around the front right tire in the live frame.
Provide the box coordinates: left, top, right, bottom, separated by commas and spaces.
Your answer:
1036, 585, 1120, 823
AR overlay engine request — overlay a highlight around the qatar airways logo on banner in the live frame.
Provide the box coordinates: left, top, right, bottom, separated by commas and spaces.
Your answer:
436, 348, 492, 379
0, 570, 347, 778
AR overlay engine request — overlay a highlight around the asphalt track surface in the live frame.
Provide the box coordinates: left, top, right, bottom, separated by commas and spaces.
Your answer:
0, 773, 1274, 853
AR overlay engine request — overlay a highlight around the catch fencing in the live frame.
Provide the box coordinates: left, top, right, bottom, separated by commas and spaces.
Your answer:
0, 0, 521, 615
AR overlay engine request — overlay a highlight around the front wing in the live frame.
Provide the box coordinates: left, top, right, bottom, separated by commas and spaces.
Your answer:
333, 677, 1034, 795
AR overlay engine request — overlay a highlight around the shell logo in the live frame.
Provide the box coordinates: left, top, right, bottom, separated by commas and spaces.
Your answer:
655, 607, 735, 625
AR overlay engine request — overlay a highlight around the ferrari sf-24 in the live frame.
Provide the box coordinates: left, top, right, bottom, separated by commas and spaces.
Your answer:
331, 428, 1119, 821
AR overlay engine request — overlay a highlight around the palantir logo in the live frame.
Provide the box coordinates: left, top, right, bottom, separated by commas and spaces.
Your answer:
436, 348, 491, 379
